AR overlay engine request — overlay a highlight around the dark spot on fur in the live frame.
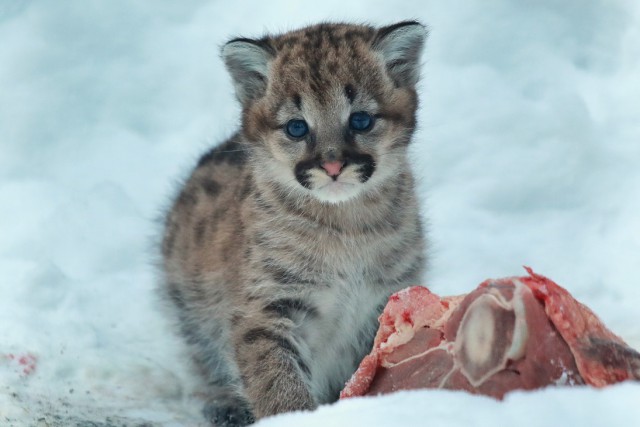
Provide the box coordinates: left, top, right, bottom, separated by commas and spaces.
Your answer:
242, 327, 298, 354
344, 29, 369, 42
312, 33, 322, 50
177, 314, 202, 346
202, 179, 221, 197
263, 298, 319, 320
197, 136, 247, 167
243, 247, 252, 261
194, 218, 207, 246
294, 157, 319, 190
343, 128, 356, 146
296, 68, 307, 80
253, 231, 269, 247
237, 175, 253, 201
232, 219, 244, 242
167, 284, 185, 309
344, 84, 356, 103
391, 254, 425, 285
342, 150, 375, 183
177, 191, 198, 208
212, 208, 226, 224
326, 31, 340, 49
231, 312, 243, 324
293, 93, 302, 110
242, 327, 310, 377
262, 258, 314, 286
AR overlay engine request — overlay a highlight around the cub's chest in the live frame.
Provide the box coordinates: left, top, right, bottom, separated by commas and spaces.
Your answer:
297, 232, 390, 345
299, 273, 387, 401
306, 227, 389, 269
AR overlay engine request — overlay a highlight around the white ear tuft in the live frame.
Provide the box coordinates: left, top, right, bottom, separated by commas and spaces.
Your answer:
221, 38, 275, 105
373, 21, 428, 87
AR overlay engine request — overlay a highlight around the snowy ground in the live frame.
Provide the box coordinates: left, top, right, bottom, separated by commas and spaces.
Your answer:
1, 1, 639, 426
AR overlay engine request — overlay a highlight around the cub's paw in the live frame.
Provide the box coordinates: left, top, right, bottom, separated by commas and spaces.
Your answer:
204, 401, 255, 427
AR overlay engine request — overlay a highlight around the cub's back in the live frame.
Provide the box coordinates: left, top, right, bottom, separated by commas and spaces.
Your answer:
162, 135, 252, 287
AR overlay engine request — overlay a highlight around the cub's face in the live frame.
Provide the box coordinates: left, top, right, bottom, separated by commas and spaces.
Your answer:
222, 22, 427, 204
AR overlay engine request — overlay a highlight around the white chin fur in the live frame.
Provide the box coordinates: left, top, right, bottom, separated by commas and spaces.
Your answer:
312, 181, 361, 204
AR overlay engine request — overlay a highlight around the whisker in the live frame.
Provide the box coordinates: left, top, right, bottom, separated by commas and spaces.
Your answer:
210, 149, 251, 153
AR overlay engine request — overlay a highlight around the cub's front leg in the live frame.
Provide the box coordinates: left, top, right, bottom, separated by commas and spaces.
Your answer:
233, 312, 316, 420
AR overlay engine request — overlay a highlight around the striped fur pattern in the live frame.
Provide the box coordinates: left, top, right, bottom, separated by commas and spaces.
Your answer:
161, 21, 428, 426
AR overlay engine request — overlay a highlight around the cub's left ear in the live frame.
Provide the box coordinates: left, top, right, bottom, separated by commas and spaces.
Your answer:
372, 21, 428, 88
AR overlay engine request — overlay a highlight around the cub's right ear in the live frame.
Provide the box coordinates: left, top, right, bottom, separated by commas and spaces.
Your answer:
221, 38, 275, 106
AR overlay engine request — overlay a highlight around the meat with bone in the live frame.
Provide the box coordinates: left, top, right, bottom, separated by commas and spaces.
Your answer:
341, 268, 640, 399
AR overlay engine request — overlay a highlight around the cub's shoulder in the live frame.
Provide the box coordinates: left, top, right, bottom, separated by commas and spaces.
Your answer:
197, 133, 248, 170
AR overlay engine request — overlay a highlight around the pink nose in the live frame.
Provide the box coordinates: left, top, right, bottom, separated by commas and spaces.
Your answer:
321, 161, 344, 177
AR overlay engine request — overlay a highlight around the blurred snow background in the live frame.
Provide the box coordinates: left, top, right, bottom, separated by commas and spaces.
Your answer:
1, 0, 639, 425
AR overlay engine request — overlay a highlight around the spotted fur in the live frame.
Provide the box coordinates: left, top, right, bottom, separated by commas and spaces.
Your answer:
161, 21, 428, 426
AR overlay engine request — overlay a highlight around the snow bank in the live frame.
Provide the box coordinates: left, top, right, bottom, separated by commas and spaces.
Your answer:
260, 383, 640, 427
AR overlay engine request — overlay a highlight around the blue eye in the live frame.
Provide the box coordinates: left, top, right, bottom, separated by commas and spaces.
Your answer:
349, 112, 374, 132
285, 119, 309, 139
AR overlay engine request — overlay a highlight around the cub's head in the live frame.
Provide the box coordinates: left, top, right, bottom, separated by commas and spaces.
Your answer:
222, 22, 427, 204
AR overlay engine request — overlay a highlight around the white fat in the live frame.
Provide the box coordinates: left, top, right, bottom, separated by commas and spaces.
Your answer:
381, 341, 449, 369
504, 280, 530, 361
459, 296, 496, 368
380, 321, 415, 352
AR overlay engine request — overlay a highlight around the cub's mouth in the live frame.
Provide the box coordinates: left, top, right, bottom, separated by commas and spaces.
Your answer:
294, 152, 376, 203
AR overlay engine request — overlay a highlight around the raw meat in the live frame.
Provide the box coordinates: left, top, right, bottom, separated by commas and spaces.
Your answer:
341, 268, 640, 399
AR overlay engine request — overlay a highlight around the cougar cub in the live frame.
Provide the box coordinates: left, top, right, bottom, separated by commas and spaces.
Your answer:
161, 21, 428, 426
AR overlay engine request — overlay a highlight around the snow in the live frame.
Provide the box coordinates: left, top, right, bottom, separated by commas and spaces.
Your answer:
262, 384, 640, 427
1, 1, 639, 426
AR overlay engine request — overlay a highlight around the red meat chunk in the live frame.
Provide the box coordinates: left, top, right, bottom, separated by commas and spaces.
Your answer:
341, 268, 640, 399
